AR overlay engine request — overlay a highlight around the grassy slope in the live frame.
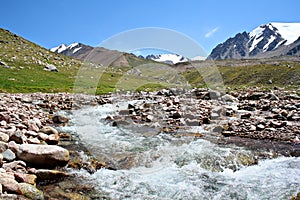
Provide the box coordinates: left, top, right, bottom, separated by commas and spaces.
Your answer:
0, 27, 299, 94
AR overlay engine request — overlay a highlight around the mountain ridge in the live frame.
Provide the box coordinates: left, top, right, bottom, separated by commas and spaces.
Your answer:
208, 22, 300, 60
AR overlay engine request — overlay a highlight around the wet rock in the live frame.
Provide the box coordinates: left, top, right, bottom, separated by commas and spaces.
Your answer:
52, 115, 69, 124
17, 144, 70, 168
2, 149, 16, 162
0, 132, 9, 142
19, 182, 44, 200
14, 172, 37, 185
36, 169, 68, 181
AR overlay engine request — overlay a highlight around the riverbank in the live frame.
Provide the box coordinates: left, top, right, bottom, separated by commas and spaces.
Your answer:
0, 88, 299, 199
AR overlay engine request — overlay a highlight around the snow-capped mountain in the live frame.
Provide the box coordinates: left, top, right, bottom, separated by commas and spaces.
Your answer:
143, 54, 190, 64
50, 42, 94, 58
208, 22, 300, 60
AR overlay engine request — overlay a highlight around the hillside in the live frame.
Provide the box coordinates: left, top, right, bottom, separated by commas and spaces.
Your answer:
0, 27, 299, 94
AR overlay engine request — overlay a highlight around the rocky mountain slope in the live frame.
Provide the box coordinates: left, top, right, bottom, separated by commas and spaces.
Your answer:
208, 22, 300, 60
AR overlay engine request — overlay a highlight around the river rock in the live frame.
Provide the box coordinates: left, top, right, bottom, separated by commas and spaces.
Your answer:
36, 169, 69, 181
0, 132, 9, 142
52, 115, 69, 124
2, 149, 16, 162
17, 144, 70, 168
40, 126, 58, 135
14, 172, 37, 185
19, 182, 44, 200
10, 131, 26, 144
0, 177, 21, 194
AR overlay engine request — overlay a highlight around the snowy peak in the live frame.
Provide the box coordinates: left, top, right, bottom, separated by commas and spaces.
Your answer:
50, 44, 67, 53
209, 22, 300, 60
50, 42, 94, 58
144, 54, 189, 64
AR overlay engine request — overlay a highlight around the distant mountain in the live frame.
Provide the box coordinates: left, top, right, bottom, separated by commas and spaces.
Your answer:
208, 22, 300, 60
51, 43, 160, 67
140, 54, 189, 64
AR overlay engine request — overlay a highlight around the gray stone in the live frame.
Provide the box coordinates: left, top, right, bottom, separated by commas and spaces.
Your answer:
2, 149, 16, 162
44, 63, 58, 72
17, 144, 69, 168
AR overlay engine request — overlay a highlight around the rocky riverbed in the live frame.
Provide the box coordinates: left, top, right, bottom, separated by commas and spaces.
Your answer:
0, 93, 110, 199
0, 88, 299, 199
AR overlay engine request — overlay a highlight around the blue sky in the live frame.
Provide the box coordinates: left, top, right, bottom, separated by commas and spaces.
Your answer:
1, 0, 299, 56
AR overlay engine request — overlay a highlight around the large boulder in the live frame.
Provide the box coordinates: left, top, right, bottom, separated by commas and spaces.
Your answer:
17, 144, 69, 168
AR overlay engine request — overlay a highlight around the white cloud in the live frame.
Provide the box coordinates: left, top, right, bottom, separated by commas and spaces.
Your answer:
205, 27, 219, 38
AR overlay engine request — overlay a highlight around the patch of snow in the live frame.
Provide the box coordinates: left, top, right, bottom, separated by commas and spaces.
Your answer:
249, 36, 264, 52
249, 25, 264, 39
72, 47, 82, 54
151, 54, 189, 64
68, 42, 79, 49
50, 44, 67, 53
263, 35, 276, 51
271, 22, 300, 45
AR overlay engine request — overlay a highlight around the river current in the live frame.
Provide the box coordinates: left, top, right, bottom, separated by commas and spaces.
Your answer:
60, 102, 300, 200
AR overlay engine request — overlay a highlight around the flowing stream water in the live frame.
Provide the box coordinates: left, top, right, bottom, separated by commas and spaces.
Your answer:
61, 102, 300, 200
